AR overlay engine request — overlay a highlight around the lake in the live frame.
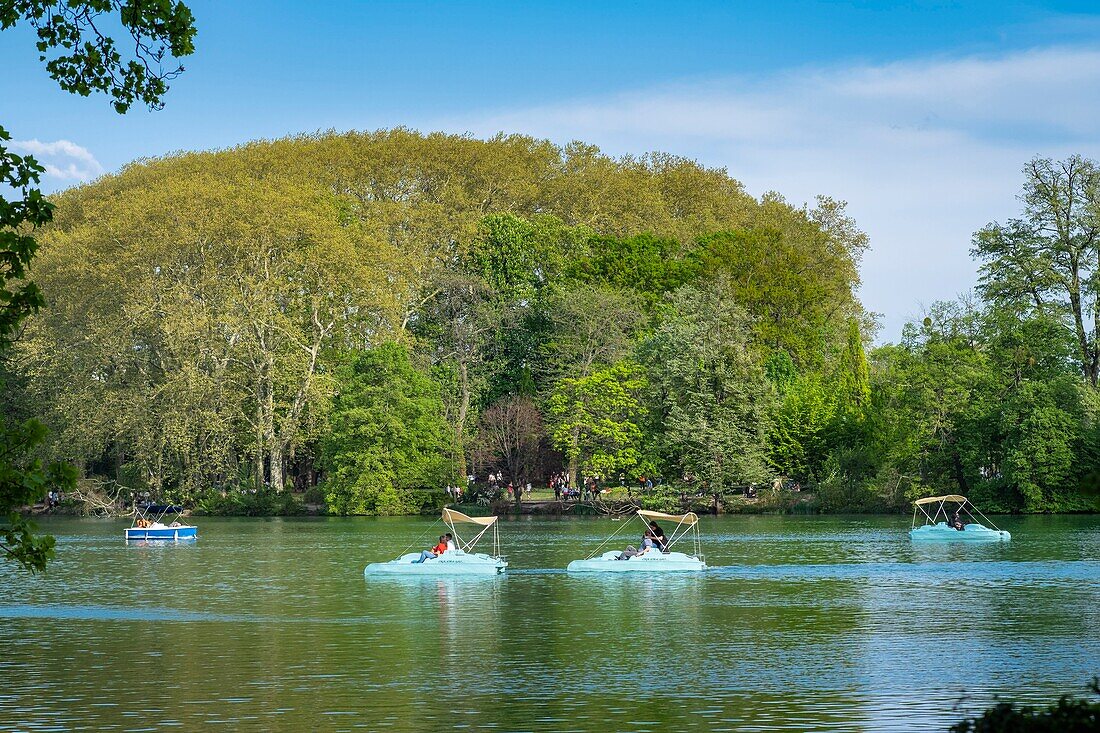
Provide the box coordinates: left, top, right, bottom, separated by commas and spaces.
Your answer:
1, 514, 1097, 732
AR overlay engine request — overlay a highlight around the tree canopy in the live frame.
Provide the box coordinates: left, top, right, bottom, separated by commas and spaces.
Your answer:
1, 0, 197, 571
12, 137, 1097, 516
9, 130, 873, 513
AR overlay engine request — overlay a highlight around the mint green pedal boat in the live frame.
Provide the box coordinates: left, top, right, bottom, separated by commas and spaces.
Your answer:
364, 508, 507, 576
909, 495, 1010, 542
567, 510, 707, 572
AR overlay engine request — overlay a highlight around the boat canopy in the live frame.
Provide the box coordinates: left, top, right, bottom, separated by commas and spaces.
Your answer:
637, 509, 698, 526
142, 504, 184, 514
914, 495, 967, 506
578, 508, 704, 561
131, 502, 189, 528
442, 508, 497, 527
911, 494, 1003, 533
442, 508, 501, 556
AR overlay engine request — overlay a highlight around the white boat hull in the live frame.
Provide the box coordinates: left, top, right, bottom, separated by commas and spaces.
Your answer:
910, 522, 1010, 541
567, 550, 707, 572
125, 525, 197, 541
364, 550, 507, 576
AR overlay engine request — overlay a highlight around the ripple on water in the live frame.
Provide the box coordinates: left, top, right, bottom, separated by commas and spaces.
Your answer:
0, 515, 1097, 732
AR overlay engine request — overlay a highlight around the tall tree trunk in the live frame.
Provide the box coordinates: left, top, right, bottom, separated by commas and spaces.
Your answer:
264, 357, 283, 492
254, 371, 266, 491
272, 305, 332, 493
269, 436, 284, 492
1092, 284, 1100, 387
455, 360, 470, 479
952, 450, 970, 495
568, 426, 580, 488
1067, 262, 1095, 384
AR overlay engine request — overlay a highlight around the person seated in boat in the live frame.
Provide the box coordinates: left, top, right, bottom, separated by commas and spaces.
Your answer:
414, 535, 449, 563
445, 533, 457, 551
951, 511, 965, 531
647, 521, 668, 551
136, 518, 150, 528
617, 531, 657, 560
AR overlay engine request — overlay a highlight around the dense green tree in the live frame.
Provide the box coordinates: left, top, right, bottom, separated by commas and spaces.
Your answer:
464, 213, 584, 302
692, 195, 867, 366
973, 156, 1100, 384
321, 344, 453, 515
769, 372, 839, 483
21, 157, 409, 497
10, 129, 885, 514
870, 306, 991, 499
971, 313, 1088, 511
537, 285, 647, 482
412, 272, 501, 478
0, 0, 195, 570
541, 284, 645, 380
458, 213, 587, 402
836, 319, 871, 417
643, 279, 775, 491
546, 361, 647, 481
865, 301, 1098, 512
564, 232, 696, 310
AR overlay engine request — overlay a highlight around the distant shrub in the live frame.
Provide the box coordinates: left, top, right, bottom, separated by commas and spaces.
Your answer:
638, 489, 682, 514
814, 467, 889, 513
194, 489, 305, 516
301, 485, 326, 506
407, 489, 448, 515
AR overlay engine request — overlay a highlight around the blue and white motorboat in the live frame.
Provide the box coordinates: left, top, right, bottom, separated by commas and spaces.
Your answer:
125, 504, 197, 541
567, 509, 707, 572
909, 495, 1010, 541
364, 508, 507, 576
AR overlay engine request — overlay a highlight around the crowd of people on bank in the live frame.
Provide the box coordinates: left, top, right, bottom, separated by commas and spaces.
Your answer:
446, 471, 670, 505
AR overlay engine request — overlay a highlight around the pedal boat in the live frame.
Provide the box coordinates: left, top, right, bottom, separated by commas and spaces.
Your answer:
567, 510, 707, 572
364, 508, 507, 576
909, 495, 1010, 541
125, 504, 197, 541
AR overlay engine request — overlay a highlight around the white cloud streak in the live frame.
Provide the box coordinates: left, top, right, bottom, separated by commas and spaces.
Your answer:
10, 139, 104, 182
436, 46, 1100, 339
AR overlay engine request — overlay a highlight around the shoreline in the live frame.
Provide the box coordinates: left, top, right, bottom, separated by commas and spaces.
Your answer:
25, 495, 1099, 519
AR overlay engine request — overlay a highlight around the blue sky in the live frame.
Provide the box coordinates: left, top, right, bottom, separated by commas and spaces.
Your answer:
3, 0, 1100, 339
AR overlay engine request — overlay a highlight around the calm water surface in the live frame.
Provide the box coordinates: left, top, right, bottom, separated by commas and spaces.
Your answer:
1, 514, 1097, 732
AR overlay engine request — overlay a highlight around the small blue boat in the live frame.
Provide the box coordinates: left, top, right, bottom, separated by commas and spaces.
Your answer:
364, 508, 507, 576
125, 505, 197, 542
567, 510, 707, 572
909, 495, 1010, 542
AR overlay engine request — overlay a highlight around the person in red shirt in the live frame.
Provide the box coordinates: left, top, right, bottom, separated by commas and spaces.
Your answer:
414, 535, 449, 563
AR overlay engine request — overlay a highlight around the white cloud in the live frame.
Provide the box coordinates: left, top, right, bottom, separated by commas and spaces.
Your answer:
434, 46, 1100, 340
10, 139, 104, 182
